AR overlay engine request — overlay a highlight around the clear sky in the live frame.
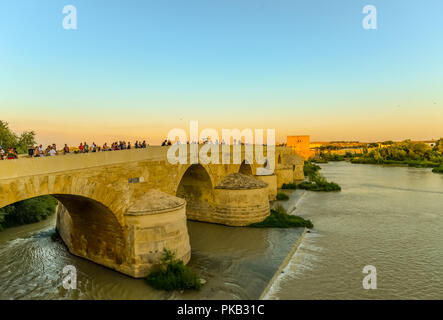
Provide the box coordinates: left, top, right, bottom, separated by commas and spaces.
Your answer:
1, 0, 442, 146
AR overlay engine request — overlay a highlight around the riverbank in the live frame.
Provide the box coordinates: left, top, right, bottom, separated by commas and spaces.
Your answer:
351, 158, 440, 168
260, 228, 308, 299
259, 189, 309, 299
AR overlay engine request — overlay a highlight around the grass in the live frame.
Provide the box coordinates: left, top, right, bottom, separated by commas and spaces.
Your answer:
249, 205, 313, 229
146, 248, 202, 291
276, 192, 289, 200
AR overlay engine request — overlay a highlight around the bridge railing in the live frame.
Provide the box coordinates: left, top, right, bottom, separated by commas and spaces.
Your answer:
0, 145, 290, 180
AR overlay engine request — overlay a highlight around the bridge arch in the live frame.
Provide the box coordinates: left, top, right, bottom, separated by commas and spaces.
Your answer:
0, 175, 132, 273
176, 164, 215, 221
0, 192, 128, 273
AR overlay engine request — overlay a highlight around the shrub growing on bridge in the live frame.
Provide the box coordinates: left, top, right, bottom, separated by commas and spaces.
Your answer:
276, 192, 289, 200
146, 248, 202, 291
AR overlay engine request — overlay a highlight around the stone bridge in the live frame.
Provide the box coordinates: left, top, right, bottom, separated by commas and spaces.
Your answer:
0, 146, 304, 278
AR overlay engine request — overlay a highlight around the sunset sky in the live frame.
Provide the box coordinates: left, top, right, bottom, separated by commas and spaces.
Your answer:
1, 0, 442, 146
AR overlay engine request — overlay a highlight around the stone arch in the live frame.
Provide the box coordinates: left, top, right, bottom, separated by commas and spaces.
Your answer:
0, 192, 128, 273
239, 160, 253, 176
0, 176, 130, 274
176, 164, 215, 221
55, 194, 127, 267
0, 175, 127, 226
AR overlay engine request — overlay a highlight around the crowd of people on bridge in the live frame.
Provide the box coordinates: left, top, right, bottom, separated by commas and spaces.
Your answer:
73, 140, 148, 153
0, 139, 150, 160
1, 137, 249, 160
0, 146, 19, 160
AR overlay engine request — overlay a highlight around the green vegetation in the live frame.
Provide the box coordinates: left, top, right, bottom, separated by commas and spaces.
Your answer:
0, 120, 36, 154
433, 166, 443, 174
146, 248, 202, 291
310, 158, 328, 164
249, 205, 313, 229
304, 161, 321, 176
276, 192, 289, 200
319, 153, 347, 162
301, 161, 341, 192
298, 178, 341, 192
281, 182, 297, 190
0, 196, 58, 230
351, 139, 443, 171
0, 121, 58, 231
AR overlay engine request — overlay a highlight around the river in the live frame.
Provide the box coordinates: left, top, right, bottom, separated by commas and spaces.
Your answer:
265, 162, 443, 299
0, 195, 304, 300
1, 162, 443, 299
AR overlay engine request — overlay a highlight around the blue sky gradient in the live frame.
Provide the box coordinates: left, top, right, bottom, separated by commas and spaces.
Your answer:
1, 0, 442, 145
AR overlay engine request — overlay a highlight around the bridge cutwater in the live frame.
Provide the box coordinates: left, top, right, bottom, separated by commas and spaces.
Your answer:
0, 146, 304, 278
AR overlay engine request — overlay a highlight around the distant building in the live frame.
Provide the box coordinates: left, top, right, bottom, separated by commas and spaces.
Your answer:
287, 135, 313, 160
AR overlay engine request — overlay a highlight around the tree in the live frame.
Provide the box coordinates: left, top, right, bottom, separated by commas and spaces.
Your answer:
17, 131, 36, 154
0, 120, 18, 150
1, 196, 58, 228
434, 138, 443, 154
0, 120, 36, 153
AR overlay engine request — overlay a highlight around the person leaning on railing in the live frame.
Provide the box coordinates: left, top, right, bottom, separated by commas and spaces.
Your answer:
6, 148, 18, 160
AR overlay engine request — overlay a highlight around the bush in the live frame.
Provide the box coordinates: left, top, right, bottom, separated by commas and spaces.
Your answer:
298, 180, 341, 192
301, 162, 341, 192
433, 166, 443, 174
304, 161, 321, 176
146, 248, 202, 291
276, 192, 289, 200
281, 183, 297, 190
249, 206, 313, 229
298, 173, 341, 192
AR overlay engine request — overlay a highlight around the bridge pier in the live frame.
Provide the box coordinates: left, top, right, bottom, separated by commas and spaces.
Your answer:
255, 174, 277, 201
57, 190, 191, 278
